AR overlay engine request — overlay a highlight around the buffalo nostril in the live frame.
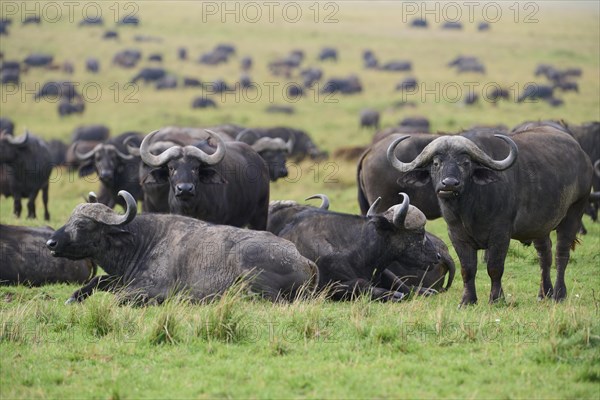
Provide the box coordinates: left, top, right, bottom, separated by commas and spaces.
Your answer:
46, 239, 57, 249
176, 183, 194, 194
442, 177, 459, 188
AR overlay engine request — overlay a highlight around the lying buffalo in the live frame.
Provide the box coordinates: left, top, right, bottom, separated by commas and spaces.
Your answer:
46, 191, 317, 304
267, 193, 441, 300
387, 126, 593, 304
385, 232, 455, 293
1, 224, 95, 285
139, 129, 270, 229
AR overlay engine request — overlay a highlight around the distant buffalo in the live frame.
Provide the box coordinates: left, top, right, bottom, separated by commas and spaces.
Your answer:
360, 109, 380, 130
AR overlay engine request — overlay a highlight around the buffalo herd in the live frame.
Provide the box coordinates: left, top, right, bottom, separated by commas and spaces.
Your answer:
1, 119, 597, 308
0, 16, 598, 308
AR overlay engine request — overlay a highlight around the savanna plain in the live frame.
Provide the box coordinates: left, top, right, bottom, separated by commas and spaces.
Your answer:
0, 1, 599, 398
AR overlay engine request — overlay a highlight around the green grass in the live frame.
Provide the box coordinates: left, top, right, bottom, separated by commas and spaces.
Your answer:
1, 1, 600, 398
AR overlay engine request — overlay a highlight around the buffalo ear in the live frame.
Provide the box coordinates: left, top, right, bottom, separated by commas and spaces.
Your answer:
397, 170, 431, 187
147, 168, 169, 185
78, 162, 96, 177
198, 167, 228, 184
473, 168, 500, 185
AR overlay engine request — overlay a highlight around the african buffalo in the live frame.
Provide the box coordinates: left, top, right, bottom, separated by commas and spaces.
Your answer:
71, 124, 110, 142
321, 75, 362, 94
318, 47, 338, 61
267, 193, 441, 300
113, 49, 141, 68
139, 129, 270, 229
35, 81, 82, 102
386, 232, 455, 293
387, 126, 593, 304
47, 191, 317, 304
24, 53, 52, 67
0, 131, 52, 220
86, 58, 100, 73
131, 67, 166, 84
360, 109, 380, 130
236, 130, 293, 181
1, 224, 95, 285
75, 132, 143, 209
358, 133, 441, 219
248, 127, 328, 162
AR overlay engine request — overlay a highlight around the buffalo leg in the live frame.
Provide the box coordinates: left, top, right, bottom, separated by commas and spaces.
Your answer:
454, 243, 478, 306
41, 184, 50, 221
13, 195, 22, 218
26, 191, 38, 219
66, 275, 121, 303
486, 239, 510, 303
533, 236, 553, 299
554, 198, 586, 301
330, 278, 404, 302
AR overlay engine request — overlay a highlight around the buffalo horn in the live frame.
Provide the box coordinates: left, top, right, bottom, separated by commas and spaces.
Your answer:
139, 130, 183, 167
184, 129, 226, 165
392, 193, 410, 228
366, 197, 382, 218
305, 194, 330, 210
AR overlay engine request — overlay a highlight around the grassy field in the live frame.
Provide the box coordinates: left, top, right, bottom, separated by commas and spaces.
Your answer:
1, 1, 599, 398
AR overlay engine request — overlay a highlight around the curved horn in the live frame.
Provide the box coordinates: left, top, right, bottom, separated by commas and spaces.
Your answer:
78, 190, 137, 226
184, 129, 226, 165
4, 130, 29, 146
235, 128, 259, 143
305, 194, 330, 210
139, 130, 183, 167
594, 159, 600, 178
124, 136, 140, 156
392, 193, 410, 228
74, 142, 102, 161
388, 134, 518, 173
107, 144, 135, 160
286, 138, 294, 154
366, 197, 381, 218
387, 135, 434, 172
463, 134, 518, 171
442, 257, 456, 292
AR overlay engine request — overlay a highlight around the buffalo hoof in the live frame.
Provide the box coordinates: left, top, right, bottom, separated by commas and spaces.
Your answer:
552, 286, 567, 302
537, 287, 553, 301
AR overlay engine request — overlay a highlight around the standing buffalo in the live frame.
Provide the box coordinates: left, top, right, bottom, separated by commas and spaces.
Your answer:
267, 193, 441, 300
358, 133, 441, 219
1, 224, 95, 285
139, 129, 270, 229
387, 126, 593, 304
360, 109, 380, 130
247, 127, 328, 162
46, 191, 317, 304
0, 131, 52, 220
236, 129, 293, 181
74, 132, 143, 208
